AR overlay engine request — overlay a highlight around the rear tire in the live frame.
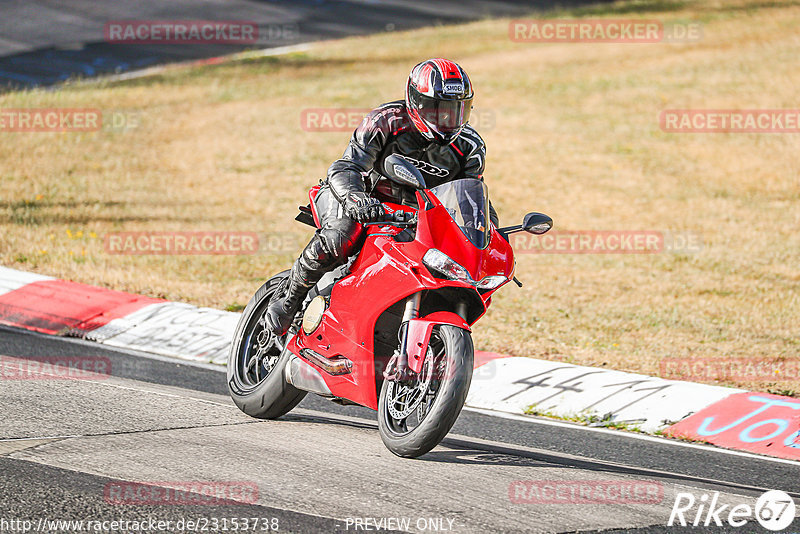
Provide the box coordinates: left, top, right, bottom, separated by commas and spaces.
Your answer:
378, 325, 473, 458
227, 271, 306, 419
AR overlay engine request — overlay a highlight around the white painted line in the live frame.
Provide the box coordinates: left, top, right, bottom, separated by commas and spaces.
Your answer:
94, 345, 227, 373
0, 435, 86, 442
82, 43, 313, 86
0, 353, 232, 409
464, 406, 800, 468
89, 380, 237, 409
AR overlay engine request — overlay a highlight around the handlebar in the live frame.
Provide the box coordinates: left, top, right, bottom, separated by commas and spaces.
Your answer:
363, 221, 416, 228
363, 206, 417, 227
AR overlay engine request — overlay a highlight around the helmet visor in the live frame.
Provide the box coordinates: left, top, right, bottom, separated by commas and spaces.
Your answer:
417, 94, 472, 134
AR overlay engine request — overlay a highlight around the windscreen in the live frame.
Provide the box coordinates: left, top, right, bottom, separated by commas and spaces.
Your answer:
428, 179, 490, 249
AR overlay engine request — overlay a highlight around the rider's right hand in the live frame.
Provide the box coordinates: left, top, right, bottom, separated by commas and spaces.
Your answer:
344, 192, 385, 223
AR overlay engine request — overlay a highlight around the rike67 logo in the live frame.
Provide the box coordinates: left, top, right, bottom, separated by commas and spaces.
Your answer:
668, 489, 796, 531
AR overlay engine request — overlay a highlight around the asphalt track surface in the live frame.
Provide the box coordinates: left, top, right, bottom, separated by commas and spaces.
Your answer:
1, 325, 799, 533
0, 0, 611, 90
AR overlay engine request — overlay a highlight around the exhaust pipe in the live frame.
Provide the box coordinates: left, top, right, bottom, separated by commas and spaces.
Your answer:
284, 354, 333, 397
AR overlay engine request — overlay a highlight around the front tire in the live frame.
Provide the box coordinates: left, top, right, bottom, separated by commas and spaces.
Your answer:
378, 325, 473, 458
227, 271, 307, 419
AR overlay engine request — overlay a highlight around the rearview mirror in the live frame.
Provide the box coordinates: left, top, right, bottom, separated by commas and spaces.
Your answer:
383, 154, 426, 190
522, 212, 553, 235
498, 212, 553, 240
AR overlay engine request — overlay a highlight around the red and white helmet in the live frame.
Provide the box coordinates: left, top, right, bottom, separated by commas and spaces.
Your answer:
405, 58, 473, 144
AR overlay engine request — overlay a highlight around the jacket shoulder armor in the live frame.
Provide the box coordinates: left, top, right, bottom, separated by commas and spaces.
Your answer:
360, 101, 410, 139
453, 125, 486, 177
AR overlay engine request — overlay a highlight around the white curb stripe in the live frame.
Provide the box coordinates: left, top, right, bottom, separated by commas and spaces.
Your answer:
467, 357, 742, 433
78, 291, 745, 431
89, 301, 239, 365
0, 267, 53, 297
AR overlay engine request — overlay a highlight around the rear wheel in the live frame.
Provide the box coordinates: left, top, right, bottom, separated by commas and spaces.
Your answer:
227, 271, 306, 419
378, 325, 473, 458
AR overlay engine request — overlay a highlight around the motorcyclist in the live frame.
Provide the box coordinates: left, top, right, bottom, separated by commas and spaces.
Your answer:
265, 58, 498, 335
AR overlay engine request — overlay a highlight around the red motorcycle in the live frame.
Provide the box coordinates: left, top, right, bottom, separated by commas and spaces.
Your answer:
227, 155, 552, 457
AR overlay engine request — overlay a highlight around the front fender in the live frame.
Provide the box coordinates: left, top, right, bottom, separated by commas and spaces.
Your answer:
406, 311, 471, 374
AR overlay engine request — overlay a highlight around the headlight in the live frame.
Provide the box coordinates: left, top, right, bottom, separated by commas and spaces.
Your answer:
423, 249, 508, 290
302, 295, 326, 334
423, 248, 473, 285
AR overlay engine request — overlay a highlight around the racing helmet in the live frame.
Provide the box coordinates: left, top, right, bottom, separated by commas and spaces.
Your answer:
405, 58, 473, 144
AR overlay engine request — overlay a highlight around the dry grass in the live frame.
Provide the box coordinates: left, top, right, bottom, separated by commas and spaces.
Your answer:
1, 0, 798, 393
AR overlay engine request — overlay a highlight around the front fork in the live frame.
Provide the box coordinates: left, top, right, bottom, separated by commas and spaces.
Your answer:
396, 292, 422, 376
384, 292, 468, 381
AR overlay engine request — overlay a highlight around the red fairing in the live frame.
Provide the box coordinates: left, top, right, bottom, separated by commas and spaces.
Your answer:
285, 189, 515, 409
406, 312, 470, 374
415, 190, 515, 287
287, 234, 425, 408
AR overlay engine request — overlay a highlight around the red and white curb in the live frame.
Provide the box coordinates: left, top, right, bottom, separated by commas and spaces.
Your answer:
1, 266, 798, 462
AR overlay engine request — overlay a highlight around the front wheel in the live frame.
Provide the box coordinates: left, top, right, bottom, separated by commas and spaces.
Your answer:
378, 325, 473, 458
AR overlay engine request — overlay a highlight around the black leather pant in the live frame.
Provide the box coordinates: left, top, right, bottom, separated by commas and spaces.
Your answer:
292, 185, 365, 286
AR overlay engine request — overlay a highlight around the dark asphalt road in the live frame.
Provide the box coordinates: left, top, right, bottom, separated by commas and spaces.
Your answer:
0, 457, 360, 534
0, 327, 800, 532
0, 0, 608, 90
1, 325, 798, 527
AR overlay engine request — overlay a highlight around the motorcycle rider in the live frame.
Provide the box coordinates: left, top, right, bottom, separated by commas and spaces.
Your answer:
266, 58, 497, 335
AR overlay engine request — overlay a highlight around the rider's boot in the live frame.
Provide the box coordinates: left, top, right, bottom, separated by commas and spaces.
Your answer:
265, 210, 362, 336
265, 259, 320, 336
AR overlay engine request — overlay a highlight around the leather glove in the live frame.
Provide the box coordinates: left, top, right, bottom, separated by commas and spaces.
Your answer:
344, 192, 385, 223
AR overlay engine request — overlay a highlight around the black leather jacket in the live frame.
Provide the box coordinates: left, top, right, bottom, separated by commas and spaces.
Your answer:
325, 100, 498, 226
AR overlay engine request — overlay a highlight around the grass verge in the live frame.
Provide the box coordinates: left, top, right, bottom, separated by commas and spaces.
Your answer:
1, 0, 798, 394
